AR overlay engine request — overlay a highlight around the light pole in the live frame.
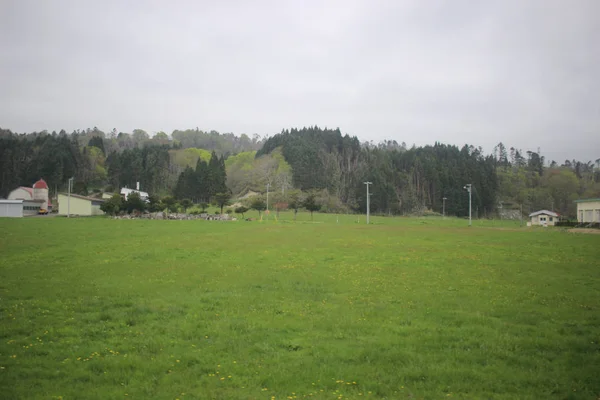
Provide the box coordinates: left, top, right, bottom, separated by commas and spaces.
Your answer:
364, 181, 372, 224
520, 203, 523, 227
463, 184, 472, 226
266, 182, 270, 221
442, 197, 447, 218
67, 177, 74, 218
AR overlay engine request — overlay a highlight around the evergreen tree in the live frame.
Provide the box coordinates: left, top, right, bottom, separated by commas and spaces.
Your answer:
303, 192, 320, 220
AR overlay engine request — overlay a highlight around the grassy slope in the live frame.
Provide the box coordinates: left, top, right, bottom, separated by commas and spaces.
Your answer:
0, 215, 599, 400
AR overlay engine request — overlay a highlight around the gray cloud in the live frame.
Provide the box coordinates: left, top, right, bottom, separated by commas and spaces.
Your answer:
1, 0, 599, 162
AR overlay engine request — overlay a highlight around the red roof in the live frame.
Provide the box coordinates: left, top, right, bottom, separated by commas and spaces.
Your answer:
33, 179, 48, 189
19, 186, 33, 195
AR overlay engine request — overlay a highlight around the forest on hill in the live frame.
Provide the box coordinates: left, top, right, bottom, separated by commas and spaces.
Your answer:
0, 126, 598, 218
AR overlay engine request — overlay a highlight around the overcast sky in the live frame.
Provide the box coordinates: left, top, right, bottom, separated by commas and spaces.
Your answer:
1, 0, 599, 162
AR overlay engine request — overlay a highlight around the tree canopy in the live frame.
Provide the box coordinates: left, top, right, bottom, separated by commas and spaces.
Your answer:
1, 126, 597, 218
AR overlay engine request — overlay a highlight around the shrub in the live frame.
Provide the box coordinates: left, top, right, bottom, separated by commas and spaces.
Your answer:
555, 221, 579, 227
235, 206, 249, 218
100, 194, 123, 216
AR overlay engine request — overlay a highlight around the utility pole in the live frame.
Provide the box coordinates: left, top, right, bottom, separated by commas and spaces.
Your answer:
364, 181, 372, 224
442, 197, 447, 218
67, 177, 74, 218
520, 203, 523, 227
464, 184, 472, 226
266, 182, 270, 221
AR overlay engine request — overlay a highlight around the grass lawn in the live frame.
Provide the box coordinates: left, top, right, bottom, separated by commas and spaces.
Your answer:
0, 213, 599, 399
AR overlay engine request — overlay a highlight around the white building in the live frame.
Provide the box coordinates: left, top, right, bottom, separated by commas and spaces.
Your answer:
23, 200, 45, 216
57, 193, 105, 216
8, 179, 52, 212
529, 210, 559, 226
575, 198, 600, 223
8, 186, 33, 200
120, 183, 148, 201
0, 200, 24, 217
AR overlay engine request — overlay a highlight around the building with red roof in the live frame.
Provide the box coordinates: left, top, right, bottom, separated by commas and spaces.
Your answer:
7, 179, 52, 214
33, 179, 49, 189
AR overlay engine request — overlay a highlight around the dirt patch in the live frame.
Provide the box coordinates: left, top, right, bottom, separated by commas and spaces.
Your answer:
568, 228, 600, 235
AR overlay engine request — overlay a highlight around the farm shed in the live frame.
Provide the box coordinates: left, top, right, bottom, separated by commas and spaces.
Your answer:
57, 193, 105, 216
0, 200, 23, 217
575, 198, 600, 223
22, 199, 45, 216
529, 210, 558, 226
8, 179, 53, 212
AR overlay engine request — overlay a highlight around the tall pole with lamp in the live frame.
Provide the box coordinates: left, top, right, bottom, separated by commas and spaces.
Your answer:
463, 184, 472, 227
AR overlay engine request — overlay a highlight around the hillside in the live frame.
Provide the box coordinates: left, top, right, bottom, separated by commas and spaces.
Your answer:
1, 126, 598, 217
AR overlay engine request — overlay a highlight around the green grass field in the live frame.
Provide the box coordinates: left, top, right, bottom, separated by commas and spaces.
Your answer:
1, 213, 599, 399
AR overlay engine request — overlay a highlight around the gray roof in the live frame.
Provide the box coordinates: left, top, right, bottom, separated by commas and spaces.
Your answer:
574, 198, 600, 203
59, 193, 105, 203
529, 210, 559, 217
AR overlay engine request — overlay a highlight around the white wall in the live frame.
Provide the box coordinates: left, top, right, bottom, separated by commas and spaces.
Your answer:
8, 188, 32, 200
530, 214, 557, 226
577, 201, 600, 223
0, 201, 23, 217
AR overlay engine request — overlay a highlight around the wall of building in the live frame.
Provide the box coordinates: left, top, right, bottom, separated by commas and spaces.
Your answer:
91, 202, 104, 215
0, 201, 23, 217
530, 214, 557, 226
23, 200, 44, 216
58, 194, 92, 216
8, 188, 32, 200
577, 201, 600, 223
33, 187, 49, 210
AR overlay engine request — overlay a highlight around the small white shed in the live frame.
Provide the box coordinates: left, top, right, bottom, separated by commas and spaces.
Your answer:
0, 200, 24, 217
529, 210, 559, 226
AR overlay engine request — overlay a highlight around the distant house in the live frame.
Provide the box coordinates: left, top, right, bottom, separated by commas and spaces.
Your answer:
57, 193, 105, 216
7, 179, 53, 212
102, 192, 116, 200
120, 188, 149, 201
529, 210, 559, 226
8, 186, 33, 200
0, 198, 48, 217
575, 198, 600, 223
0, 200, 24, 218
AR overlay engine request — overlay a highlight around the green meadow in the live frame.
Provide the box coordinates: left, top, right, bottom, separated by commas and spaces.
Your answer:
0, 214, 599, 400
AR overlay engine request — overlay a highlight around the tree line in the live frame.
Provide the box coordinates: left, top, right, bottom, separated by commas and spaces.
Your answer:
1, 126, 598, 218
257, 127, 599, 217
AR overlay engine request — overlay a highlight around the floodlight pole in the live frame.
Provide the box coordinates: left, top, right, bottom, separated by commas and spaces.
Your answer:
520, 203, 523, 227
464, 184, 472, 226
499, 201, 503, 220
442, 197, 447, 218
67, 177, 74, 218
364, 181, 372, 224
266, 182, 270, 221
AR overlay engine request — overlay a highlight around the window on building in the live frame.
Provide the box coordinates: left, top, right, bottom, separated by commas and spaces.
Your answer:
549, 217, 553, 221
